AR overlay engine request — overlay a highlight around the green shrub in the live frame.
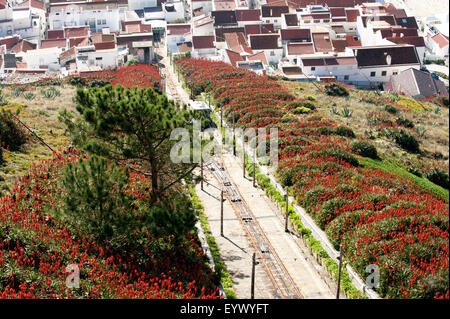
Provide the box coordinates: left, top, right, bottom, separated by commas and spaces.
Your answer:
0, 110, 28, 151
335, 126, 355, 138
396, 117, 414, 128
425, 169, 449, 189
351, 140, 378, 159
384, 104, 398, 115
391, 129, 420, 153
324, 83, 349, 97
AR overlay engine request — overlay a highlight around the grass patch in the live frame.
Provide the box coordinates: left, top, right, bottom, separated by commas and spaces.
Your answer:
359, 157, 449, 201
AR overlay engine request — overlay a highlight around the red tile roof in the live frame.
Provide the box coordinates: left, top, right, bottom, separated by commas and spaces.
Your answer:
312, 32, 333, 52
224, 32, 253, 54
64, 26, 90, 39
0, 35, 20, 50
280, 28, 311, 41
261, 4, 289, 18
235, 9, 261, 22
332, 39, 347, 52
247, 51, 268, 65
48, 29, 65, 39
284, 14, 298, 27
41, 38, 67, 49
94, 41, 116, 51
345, 8, 360, 23
225, 49, 244, 67
377, 27, 418, 38
346, 35, 361, 47
17, 0, 45, 10
287, 42, 314, 55
167, 24, 191, 36
69, 37, 89, 48
10, 39, 37, 53
431, 33, 449, 48
177, 42, 192, 53
244, 24, 274, 35
330, 7, 346, 17
249, 34, 280, 50
387, 36, 425, 47
192, 35, 215, 49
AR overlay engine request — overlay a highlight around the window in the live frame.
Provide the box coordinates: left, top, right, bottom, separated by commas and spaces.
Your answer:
313, 19, 320, 23
344, 75, 349, 80
96, 57, 103, 60
393, 71, 398, 75
311, 67, 316, 71
323, 19, 330, 23
270, 51, 275, 56
97, 20, 102, 25
370, 71, 376, 77
102, 20, 106, 25
381, 71, 387, 76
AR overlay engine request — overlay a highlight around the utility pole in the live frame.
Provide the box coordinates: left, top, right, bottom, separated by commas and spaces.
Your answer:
252, 148, 256, 188
220, 106, 223, 128
336, 245, 343, 299
200, 155, 203, 190
220, 190, 224, 236
232, 114, 236, 156
251, 252, 257, 299
242, 137, 246, 178
285, 187, 289, 232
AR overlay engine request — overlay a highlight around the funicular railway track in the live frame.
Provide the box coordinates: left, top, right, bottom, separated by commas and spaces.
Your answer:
206, 159, 304, 299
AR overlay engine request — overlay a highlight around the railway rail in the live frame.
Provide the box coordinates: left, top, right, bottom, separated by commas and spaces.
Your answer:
206, 159, 304, 299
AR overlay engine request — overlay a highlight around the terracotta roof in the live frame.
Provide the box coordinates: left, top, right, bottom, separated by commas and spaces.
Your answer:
225, 49, 244, 67
91, 33, 115, 44
312, 32, 333, 52
249, 34, 280, 50
64, 26, 90, 39
354, 45, 420, 67
193, 7, 204, 17
94, 41, 116, 51
193, 16, 214, 28
302, 56, 356, 67
385, 3, 407, 18
284, 14, 298, 27
17, 0, 45, 10
345, 35, 361, 47
345, 8, 360, 22
69, 37, 89, 48
330, 7, 346, 17
335, 56, 357, 65
270, 0, 370, 8
247, 51, 268, 65
10, 39, 36, 54
167, 24, 191, 36
387, 36, 425, 47
215, 27, 245, 42
16, 62, 28, 69
177, 42, 192, 53
192, 35, 215, 49
41, 38, 67, 49
244, 24, 275, 35
287, 42, 314, 55
235, 9, 261, 22
331, 39, 347, 52
0, 36, 20, 50
431, 33, 449, 48
224, 32, 253, 54
280, 28, 311, 41
331, 25, 345, 33
48, 29, 65, 39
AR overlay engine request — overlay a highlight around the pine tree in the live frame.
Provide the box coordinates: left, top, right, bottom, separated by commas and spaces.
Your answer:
60, 84, 197, 203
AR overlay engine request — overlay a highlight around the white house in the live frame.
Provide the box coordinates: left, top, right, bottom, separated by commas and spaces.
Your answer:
0, 5, 42, 40
163, 1, 185, 23
48, 1, 121, 33
75, 44, 119, 71
192, 35, 216, 57
166, 23, 191, 53
23, 47, 62, 69
249, 33, 282, 64
192, 15, 214, 36
351, 45, 421, 87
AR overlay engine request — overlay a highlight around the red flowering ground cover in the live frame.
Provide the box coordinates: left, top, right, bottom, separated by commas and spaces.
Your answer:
175, 57, 449, 299
67, 64, 162, 90
0, 148, 221, 299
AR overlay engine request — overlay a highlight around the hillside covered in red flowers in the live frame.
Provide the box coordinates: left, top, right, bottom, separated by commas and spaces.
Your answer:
175, 57, 449, 299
